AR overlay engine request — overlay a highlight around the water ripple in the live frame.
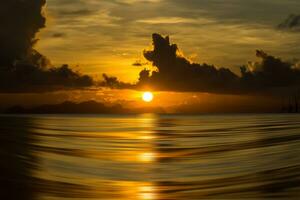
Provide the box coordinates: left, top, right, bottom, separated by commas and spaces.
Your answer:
0, 114, 300, 199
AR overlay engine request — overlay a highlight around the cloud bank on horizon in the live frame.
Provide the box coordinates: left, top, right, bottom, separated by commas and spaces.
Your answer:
103, 33, 300, 94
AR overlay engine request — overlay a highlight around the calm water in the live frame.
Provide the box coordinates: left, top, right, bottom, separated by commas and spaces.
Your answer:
1, 114, 300, 199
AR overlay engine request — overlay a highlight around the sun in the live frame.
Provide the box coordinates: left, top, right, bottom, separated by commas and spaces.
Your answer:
142, 92, 154, 102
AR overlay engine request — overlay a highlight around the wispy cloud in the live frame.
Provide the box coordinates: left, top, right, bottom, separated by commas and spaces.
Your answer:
136, 17, 213, 24
278, 14, 300, 31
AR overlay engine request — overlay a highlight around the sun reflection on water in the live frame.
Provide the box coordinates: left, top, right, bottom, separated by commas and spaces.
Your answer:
139, 135, 155, 140
138, 152, 156, 162
139, 185, 156, 200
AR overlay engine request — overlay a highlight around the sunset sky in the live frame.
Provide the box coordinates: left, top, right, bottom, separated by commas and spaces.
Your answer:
0, 0, 299, 112
37, 0, 300, 81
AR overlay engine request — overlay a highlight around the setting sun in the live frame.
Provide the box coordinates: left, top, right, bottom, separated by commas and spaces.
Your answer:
142, 92, 154, 102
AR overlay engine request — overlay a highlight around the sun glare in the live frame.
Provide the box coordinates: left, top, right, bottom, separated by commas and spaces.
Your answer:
142, 92, 154, 102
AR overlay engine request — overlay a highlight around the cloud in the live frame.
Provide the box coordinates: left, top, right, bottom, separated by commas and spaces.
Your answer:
132, 60, 148, 67
0, 0, 46, 66
0, 0, 95, 93
136, 17, 201, 24
278, 14, 300, 31
52, 33, 67, 38
132, 62, 143, 67
0, 64, 94, 93
40, 0, 300, 76
240, 50, 300, 90
101, 74, 134, 89
115, 0, 162, 4
56, 8, 96, 17
102, 33, 300, 94
137, 33, 240, 93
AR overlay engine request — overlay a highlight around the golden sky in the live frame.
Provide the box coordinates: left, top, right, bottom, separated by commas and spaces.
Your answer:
36, 0, 300, 82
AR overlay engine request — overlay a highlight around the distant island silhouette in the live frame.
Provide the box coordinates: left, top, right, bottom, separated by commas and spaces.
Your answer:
4, 101, 165, 114
3, 100, 299, 114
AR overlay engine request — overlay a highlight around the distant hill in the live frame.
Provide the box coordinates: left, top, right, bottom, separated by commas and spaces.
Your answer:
4, 101, 165, 114
5, 101, 128, 114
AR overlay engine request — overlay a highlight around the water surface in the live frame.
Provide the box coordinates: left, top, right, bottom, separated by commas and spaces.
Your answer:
1, 114, 300, 199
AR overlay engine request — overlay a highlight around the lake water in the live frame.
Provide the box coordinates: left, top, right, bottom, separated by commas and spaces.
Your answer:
1, 114, 300, 199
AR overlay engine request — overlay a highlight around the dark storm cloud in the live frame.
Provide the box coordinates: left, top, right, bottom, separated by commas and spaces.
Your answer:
278, 14, 300, 31
0, 0, 94, 93
240, 50, 300, 89
138, 34, 240, 93
0, 64, 94, 93
0, 0, 46, 66
103, 33, 300, 94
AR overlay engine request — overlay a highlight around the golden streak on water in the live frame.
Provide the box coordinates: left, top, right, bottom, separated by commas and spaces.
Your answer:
139, 135, 155, 140
139, 185, 156, 200
139, 152, 156, 162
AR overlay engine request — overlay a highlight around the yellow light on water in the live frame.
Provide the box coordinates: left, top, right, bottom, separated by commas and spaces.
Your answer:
139, 185, 156, 200
139, 152, 155, 162
139, 135, 155, 140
